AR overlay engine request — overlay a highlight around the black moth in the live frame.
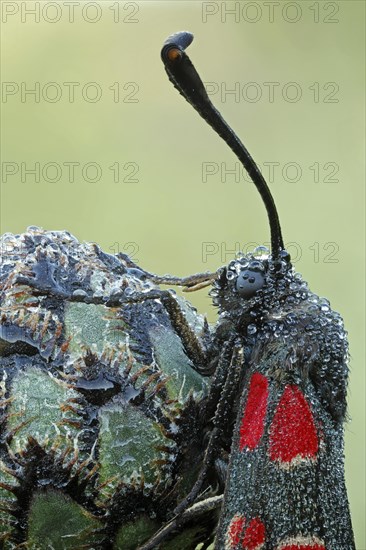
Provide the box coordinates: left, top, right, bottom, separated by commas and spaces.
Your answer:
3, 32, 354, 549
141, 31, 355, 549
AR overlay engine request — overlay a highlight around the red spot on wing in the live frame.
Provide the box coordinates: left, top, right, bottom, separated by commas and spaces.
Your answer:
242, 517, 266, 549
269, 385, 318, 465
239, 373, 269, 451
226, 515, 266, 549
226, 514, 246, 548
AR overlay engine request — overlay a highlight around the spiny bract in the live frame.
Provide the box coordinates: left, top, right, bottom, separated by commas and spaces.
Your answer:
0, 227, 214, 549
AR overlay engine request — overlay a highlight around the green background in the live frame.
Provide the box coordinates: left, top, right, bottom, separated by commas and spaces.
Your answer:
1, 1, 365, 547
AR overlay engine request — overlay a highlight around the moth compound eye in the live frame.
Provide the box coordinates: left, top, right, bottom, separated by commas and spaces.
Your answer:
236, 269, 265, 298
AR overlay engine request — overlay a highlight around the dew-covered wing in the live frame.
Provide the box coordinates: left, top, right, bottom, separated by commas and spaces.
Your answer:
216, 298, 355, 550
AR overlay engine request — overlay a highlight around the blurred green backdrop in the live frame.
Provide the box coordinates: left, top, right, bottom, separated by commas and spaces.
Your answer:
1, 1, 365, 547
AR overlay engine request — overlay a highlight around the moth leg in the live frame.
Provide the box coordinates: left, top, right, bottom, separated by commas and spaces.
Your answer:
154, 288, 214, 374
117, 252, 218, 291
137, 495, 223, 550
14, 271, 210, 374
108, 286, 212, 374
201, 334, 238, 422
173, 340, 243, 516
152, 272, 218, 292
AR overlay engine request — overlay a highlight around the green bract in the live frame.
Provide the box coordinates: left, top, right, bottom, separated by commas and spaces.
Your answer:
0, 227, 212, 549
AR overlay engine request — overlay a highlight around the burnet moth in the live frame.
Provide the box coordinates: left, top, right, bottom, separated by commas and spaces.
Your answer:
154, 31, 355, 550
0, 30, 356, 550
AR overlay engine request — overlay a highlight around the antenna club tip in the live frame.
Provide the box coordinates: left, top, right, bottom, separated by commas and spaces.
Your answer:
163, 31, 194, 51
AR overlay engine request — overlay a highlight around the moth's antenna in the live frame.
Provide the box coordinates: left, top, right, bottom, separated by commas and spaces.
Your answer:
161, 31, 285, 260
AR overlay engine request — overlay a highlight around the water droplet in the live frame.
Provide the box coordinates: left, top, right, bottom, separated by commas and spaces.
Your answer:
253, 245, 270, 258
249, 260, 265, 272
73, 289, 87, 297
124, 288, 134, 296
27, 225, 42, 232
247, 324, 257, 335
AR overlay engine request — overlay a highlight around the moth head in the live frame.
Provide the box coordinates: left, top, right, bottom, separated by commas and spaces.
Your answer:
229, 257, 267, 299
211, 248, 291, 316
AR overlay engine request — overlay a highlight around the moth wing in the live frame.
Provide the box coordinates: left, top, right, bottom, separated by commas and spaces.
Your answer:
216, 336, 355, 550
